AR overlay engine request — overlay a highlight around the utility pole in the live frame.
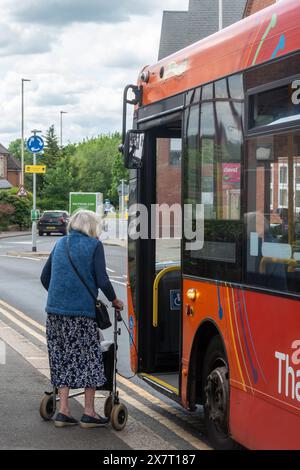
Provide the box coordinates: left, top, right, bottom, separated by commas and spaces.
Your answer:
60, 111, 68, 148
219, 0, 223, 31
21, 78, 31, 186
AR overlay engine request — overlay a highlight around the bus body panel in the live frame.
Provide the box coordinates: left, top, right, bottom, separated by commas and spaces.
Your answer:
183, 278, 300, 449
127, 283, 138, 373
126, 0, 300, 450
140, 0, 300, 106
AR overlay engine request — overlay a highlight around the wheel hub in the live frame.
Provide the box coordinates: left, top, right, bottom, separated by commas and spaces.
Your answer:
204, 366, 229, 434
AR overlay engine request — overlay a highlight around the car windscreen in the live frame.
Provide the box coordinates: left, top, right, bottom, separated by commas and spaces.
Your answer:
42, 212, 64, 218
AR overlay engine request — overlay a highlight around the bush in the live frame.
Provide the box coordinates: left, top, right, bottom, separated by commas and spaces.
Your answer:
0, 204, 15, 229
0, 188, 33, 230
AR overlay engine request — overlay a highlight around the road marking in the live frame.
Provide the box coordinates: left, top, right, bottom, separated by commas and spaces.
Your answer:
0, 300, 201, 424
111, 280, 127, 286
106, 268, 115, 273
0, 299, 210, 449
110, 276, 124, 280
0, 300, 46, 333
0, 255, 41, 261
118, 389, 210, 450
0, 306, 46, 344
0, 319, 179, 450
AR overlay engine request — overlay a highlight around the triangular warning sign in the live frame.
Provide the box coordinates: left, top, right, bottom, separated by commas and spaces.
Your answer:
17, 185, 28, 197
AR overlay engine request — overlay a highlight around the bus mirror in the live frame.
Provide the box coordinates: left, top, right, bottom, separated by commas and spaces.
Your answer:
123, 130, 145, 169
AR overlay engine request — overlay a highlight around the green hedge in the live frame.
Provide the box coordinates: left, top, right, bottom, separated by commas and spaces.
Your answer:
0, 188, 33, 230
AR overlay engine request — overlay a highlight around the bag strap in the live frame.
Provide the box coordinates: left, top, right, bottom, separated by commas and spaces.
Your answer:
66, 237, 97, 302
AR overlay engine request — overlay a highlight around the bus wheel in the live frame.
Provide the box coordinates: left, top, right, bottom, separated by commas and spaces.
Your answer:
203, 336, 236, 450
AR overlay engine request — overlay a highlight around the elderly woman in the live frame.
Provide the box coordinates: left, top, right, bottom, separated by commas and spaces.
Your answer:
41, 209, 123, 428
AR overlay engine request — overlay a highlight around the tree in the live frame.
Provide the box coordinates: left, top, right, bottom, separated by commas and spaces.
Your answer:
43, 125, 60, 170
40, 155, 76, 211
108, 151, 129, 207
74, 134, 121, 199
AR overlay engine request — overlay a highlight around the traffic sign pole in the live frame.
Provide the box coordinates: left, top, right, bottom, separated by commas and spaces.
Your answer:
27, 130, 44, 253
32, 151, 37, 252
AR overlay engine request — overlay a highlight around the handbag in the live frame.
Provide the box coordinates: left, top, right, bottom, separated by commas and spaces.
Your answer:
66, 239, 112, 330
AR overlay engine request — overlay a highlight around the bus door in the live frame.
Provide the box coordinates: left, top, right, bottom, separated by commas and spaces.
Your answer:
131, 123, 183, 399
144, 131, 182, 396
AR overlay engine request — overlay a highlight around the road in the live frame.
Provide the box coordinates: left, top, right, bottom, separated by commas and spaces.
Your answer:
0, 234, 209, 450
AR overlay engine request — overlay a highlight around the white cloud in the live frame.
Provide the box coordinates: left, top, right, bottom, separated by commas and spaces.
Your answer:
0, 0, 188, 147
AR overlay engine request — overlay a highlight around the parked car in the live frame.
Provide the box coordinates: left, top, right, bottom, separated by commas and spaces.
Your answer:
38, 211, 69, 236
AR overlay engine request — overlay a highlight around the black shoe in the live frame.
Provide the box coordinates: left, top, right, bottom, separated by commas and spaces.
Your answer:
54, 413, 79, 427
80, 414, 109, 429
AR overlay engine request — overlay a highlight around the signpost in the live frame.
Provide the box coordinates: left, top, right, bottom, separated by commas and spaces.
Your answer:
25, 165, 46, 174
17, 185, 28, 197
27, 130, 44, 252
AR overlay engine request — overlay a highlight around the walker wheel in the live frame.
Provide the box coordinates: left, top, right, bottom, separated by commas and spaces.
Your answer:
104, 395, 113, 418
111, 403, 128, 431
39, 393, 56, 420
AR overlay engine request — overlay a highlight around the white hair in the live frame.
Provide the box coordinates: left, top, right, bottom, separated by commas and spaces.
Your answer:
68, 209, 102, 239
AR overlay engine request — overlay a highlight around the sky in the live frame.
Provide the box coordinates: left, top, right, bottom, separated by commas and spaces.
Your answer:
0, 0, 188, 148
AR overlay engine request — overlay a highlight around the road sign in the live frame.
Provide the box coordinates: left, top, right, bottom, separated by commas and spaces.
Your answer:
31, 209, 40, 221
27, 135, 44, 153
17, 185, 28, 197
25, 165, 46, 174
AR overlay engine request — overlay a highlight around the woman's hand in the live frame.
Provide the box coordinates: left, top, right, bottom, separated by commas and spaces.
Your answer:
112, 298, 124, 310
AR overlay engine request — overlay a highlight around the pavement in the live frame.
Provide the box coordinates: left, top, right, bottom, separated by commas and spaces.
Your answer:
0, 343, 129, 450
0, 231, 31, 239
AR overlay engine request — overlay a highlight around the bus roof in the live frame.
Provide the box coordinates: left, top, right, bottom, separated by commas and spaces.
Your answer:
139, 0, 300, 106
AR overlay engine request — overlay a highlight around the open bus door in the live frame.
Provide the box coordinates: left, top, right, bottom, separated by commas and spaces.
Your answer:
124, 113, 183, 401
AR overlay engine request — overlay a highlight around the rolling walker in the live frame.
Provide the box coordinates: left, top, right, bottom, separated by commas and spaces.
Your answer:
39, 308, 128, 431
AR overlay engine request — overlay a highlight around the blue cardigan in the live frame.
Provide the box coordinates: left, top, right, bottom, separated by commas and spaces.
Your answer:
41, 230, 116, 318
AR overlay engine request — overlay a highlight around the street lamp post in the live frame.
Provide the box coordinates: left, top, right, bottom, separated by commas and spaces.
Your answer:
21, 78, 31, 186
60, 111, 68, 148
219, 0, 223, 31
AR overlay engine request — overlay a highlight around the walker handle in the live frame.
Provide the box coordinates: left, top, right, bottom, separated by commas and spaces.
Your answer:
115, 309, 123, 322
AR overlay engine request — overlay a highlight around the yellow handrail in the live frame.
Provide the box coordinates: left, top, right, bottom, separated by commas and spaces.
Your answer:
153, 266, 180, 327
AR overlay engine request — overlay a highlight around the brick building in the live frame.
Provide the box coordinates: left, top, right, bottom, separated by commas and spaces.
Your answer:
0, 143, 21, 189
159, 0, 247, 60
244, 0, 276, 17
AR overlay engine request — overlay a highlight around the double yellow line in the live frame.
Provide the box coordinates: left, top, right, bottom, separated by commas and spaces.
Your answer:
0, 299, 211, 450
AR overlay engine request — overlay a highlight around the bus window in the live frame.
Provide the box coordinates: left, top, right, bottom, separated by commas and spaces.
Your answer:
245, 132, 300, 294
183, 74, 244, 282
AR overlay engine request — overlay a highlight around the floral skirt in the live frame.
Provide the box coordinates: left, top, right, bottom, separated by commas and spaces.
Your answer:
46, 314, 106, 389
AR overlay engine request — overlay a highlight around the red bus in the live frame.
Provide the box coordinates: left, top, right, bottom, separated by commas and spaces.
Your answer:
121, 0, 300, 449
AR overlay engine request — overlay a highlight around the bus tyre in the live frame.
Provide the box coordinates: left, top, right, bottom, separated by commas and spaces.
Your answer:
203, 336, 237, 450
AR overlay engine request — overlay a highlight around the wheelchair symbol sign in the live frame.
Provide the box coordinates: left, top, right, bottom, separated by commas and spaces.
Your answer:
170, 290, 181, 311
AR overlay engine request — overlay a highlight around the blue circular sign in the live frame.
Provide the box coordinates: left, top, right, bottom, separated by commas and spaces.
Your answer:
27, 135, 44, 154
